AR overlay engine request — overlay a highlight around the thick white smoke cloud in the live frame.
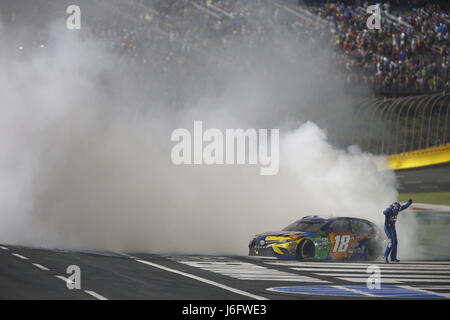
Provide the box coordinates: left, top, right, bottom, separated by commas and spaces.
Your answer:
0, 12, 401, 256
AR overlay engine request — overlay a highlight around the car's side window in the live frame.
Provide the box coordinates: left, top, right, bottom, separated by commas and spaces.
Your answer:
328, 219, 352, 233
351, 220, 371, 235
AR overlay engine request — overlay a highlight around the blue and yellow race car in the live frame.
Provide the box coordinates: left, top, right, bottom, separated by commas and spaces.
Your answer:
249, 216, 385, 261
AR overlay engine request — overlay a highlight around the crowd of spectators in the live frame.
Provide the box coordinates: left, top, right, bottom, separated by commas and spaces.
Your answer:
87, 0, 450, 96
309, 1, 449, 94
2, 0, 449, 96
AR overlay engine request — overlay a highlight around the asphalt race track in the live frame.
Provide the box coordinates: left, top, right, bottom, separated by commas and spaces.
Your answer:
1, 244, 450, 300
1, 165, 449, 300
396, 163, 450, 193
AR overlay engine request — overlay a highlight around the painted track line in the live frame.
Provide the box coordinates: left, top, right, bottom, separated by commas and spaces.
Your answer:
11, 253, 29, 260
84, 290, 108, 300
417, 285, 450, 290
178, 259, 328, 282
0, 246, 8, 250
9, 250, 109, 299
291, 267, 450, 273
269, 262, 450, 269
337, 277, 450, 283
337, 286, 377, 297
55, 276, 108, 300
316, 273, 450, 279
135, 259, 269, 300
400, 285, 450, 299
32, 263, 50, 271
55, 275, 71, 283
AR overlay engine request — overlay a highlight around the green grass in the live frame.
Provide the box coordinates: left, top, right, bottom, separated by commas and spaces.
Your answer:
398, 192, 450, 206
398, 193, 450, 258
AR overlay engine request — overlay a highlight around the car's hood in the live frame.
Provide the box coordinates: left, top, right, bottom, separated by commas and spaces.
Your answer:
253, 231, 315, 240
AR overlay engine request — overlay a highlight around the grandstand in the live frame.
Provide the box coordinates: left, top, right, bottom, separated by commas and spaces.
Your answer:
2, 0, 449, 155
3, 1, 448, 94
2, 0, 450, 303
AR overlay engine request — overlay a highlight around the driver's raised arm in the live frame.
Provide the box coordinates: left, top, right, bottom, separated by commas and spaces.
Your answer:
400, 199, 413, 212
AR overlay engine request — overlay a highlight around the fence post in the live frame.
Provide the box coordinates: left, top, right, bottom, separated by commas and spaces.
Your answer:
366, 98, 388, 153
412, 95, 435, 150
360, 98, 384, 152
355, 98, 379, 148
383, 99, 403, 154
426, 94, 446, 147
351, 98, 372, 146
393, 96, 413, 154
443, 100, 450, 145
378, 102, 392, 154
402, 95, 425, 153
434, 95, 447, 145
418, 94, 440, 149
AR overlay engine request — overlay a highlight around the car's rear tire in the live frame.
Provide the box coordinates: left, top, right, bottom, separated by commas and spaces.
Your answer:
296, 239, 315, 261
365, 239, 381, 261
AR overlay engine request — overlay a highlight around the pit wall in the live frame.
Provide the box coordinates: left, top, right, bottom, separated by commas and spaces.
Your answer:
387, 145, 450, 170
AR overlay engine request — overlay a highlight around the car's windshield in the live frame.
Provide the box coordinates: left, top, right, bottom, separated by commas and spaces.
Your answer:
282, 220, 327, 232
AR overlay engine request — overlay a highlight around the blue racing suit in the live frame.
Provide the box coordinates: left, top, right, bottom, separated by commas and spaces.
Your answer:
383, 200, 412, 261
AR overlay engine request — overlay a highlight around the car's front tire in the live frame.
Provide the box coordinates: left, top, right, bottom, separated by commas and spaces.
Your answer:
296, 239, 315, 261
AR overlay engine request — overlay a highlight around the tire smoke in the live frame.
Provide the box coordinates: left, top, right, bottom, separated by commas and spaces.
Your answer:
0, 7, 400, 255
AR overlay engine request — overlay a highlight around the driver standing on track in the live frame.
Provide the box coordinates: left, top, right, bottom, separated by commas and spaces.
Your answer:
383, 199, 413, 263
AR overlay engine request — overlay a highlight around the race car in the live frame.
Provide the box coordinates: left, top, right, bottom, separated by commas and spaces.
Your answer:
248, 216, 385, 261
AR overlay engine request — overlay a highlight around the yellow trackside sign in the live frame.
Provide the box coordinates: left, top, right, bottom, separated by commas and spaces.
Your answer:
387, 145, 450, 170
